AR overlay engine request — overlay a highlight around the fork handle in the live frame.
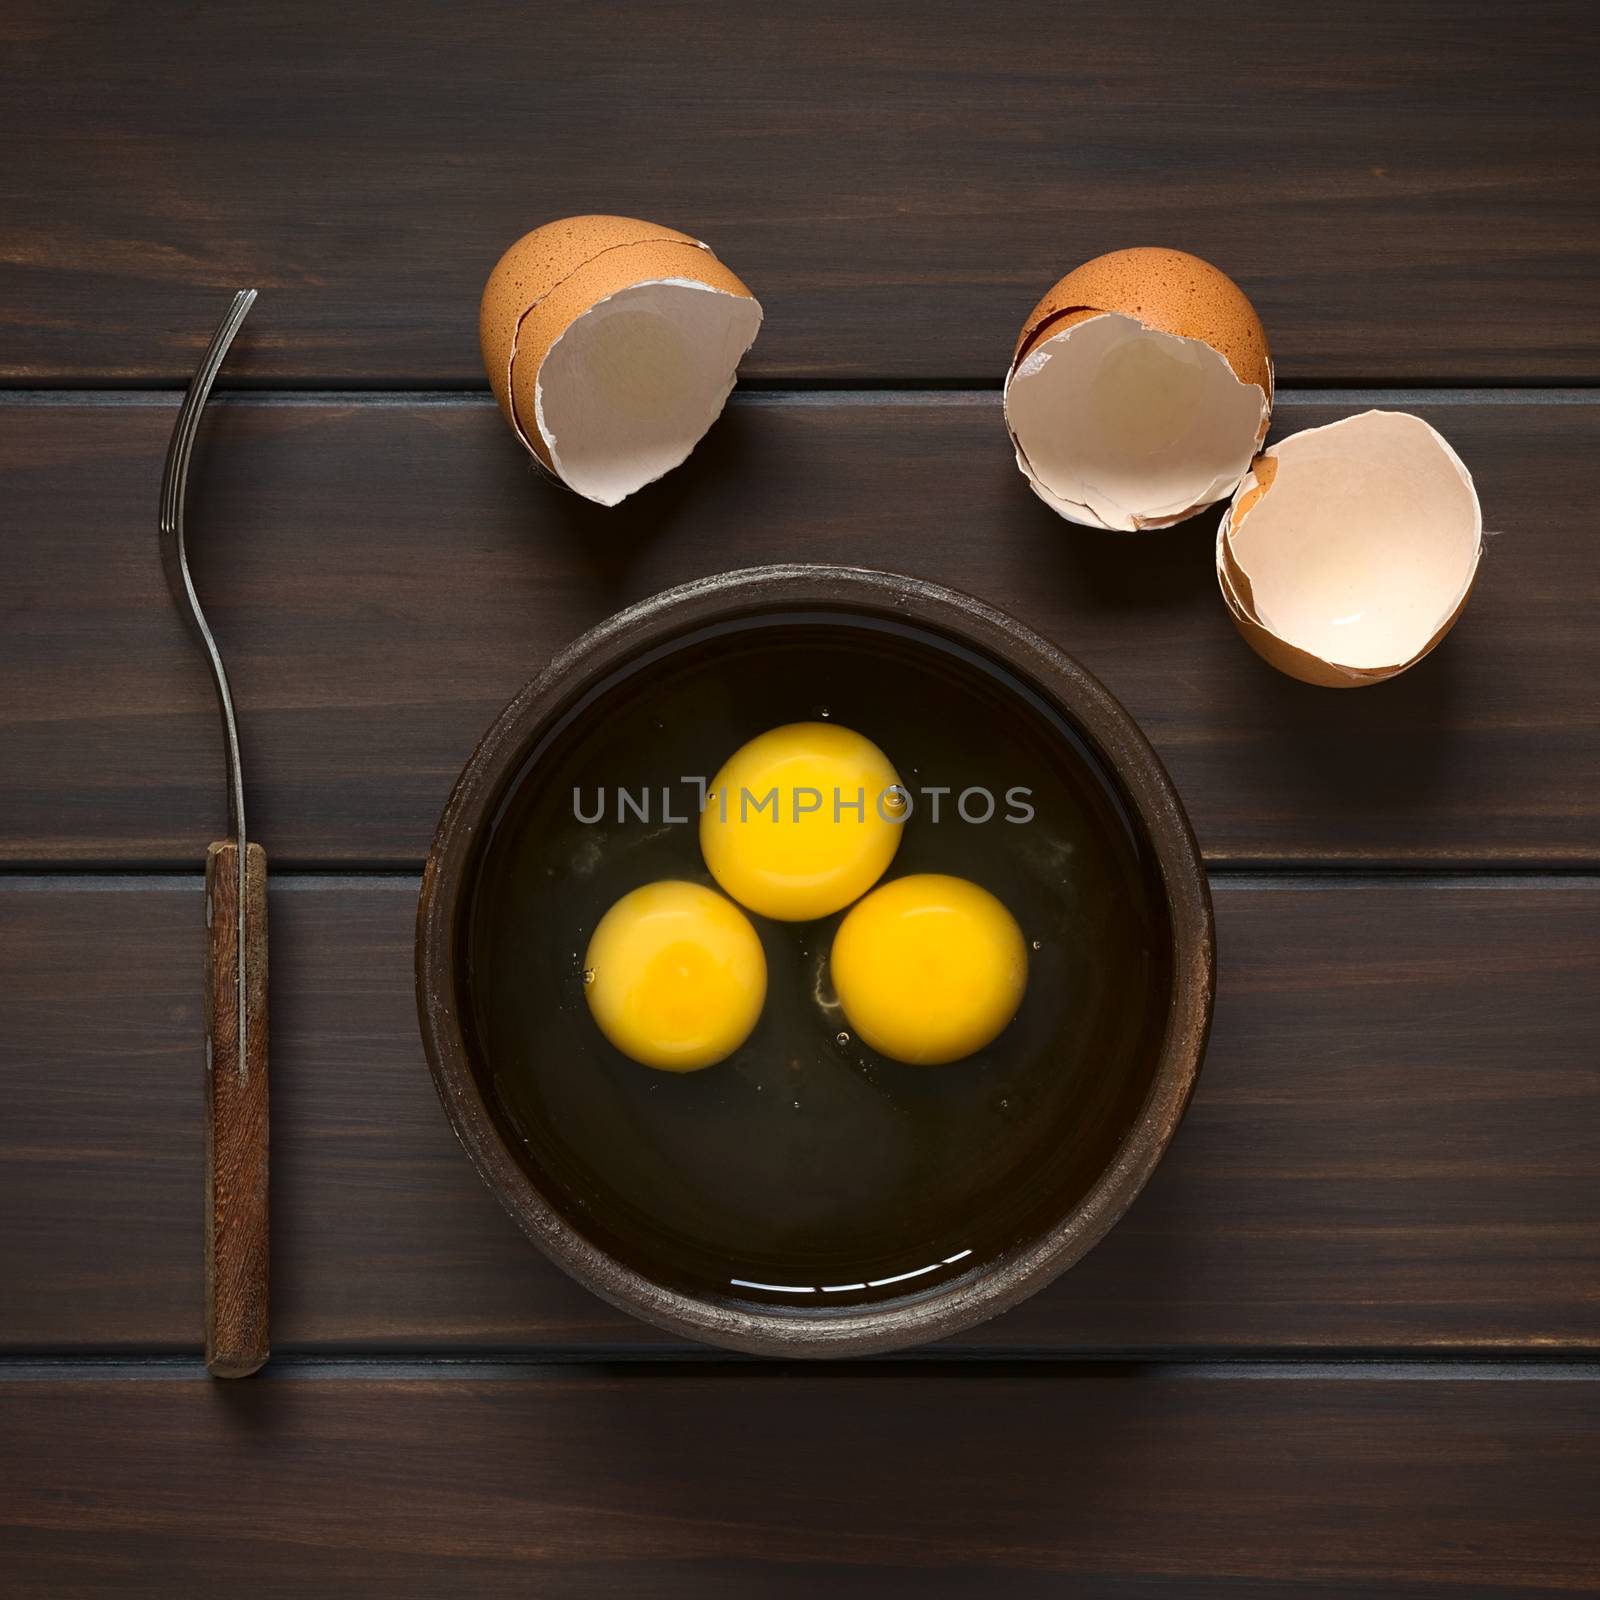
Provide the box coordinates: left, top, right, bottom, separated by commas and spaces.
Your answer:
204, 841, 269, 1377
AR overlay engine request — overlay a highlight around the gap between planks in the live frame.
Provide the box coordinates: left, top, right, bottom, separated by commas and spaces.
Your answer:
2, 1355, 1598, 1383
0, 387, 1598, 409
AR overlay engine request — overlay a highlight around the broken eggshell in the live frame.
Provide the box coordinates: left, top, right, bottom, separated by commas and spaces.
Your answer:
480, 216, 762, 506
1217, 410, 1483, 687
1004, 248, 1273, 532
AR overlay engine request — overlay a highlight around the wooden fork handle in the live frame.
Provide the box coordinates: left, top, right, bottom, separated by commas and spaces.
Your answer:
204, 841, 269, 1377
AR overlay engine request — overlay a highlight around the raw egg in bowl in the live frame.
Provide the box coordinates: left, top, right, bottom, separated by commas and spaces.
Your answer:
417, 566, 1212, 1357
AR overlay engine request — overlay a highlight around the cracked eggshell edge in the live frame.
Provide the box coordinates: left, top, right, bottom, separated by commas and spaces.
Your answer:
1215, 412, 1484, 688
1004, 315, 1271, 533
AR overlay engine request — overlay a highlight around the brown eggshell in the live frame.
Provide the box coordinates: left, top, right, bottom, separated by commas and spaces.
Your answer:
1224, 602, 1379, 688
1216, 510, 1375, 686
506, 240, 756, 472
1215, 412, 1483, 687
480, 217, 699, 428
1013, 247, 1272, 404
1223, 570, 1482, 688
479, 216, 758, 480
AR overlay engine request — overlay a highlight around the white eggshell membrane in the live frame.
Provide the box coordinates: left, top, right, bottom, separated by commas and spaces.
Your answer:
1004, 312, 1269, 532
1219, 410, 1482, 684
534, 279, 763, 507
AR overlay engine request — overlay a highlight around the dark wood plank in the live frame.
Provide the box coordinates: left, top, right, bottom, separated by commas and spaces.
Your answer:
2, 1367, 1597, 1597
5, 877, 1596, 1355
4, 394, 1597, 868
2, 1, 1596, 385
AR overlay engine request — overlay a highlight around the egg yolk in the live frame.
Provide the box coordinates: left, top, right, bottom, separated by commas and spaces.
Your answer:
584, 881, 766, 1071
830, 874, 1027, 1065
700, 722, 904, 922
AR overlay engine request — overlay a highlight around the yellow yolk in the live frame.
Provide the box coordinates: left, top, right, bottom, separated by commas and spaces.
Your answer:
699, 722, 904, 922
584, 881, 766, 1071
830, 874, 1027, 1065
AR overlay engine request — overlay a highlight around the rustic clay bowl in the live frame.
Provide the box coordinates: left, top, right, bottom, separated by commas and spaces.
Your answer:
416, 565, 1213, 1356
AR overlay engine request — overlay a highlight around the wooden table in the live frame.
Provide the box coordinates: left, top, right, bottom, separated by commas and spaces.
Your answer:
4, 3, 1598, 1592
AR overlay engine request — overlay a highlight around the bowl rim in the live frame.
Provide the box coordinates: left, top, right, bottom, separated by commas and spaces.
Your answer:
416, 564, 1214, 1357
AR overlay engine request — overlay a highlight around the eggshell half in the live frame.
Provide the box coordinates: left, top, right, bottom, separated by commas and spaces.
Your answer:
1216, 410, 1483, 687
1004, 248, 1272, 532
480, 216, 762, 506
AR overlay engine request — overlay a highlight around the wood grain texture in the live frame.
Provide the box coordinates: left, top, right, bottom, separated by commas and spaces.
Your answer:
4, 393, 1597, 869
2, 1, 1597, 386
4, 877, 1596, 1355
202, 842, 269, 1377
5, 3, 1594, 1584
1, 1367, 1597, 1597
